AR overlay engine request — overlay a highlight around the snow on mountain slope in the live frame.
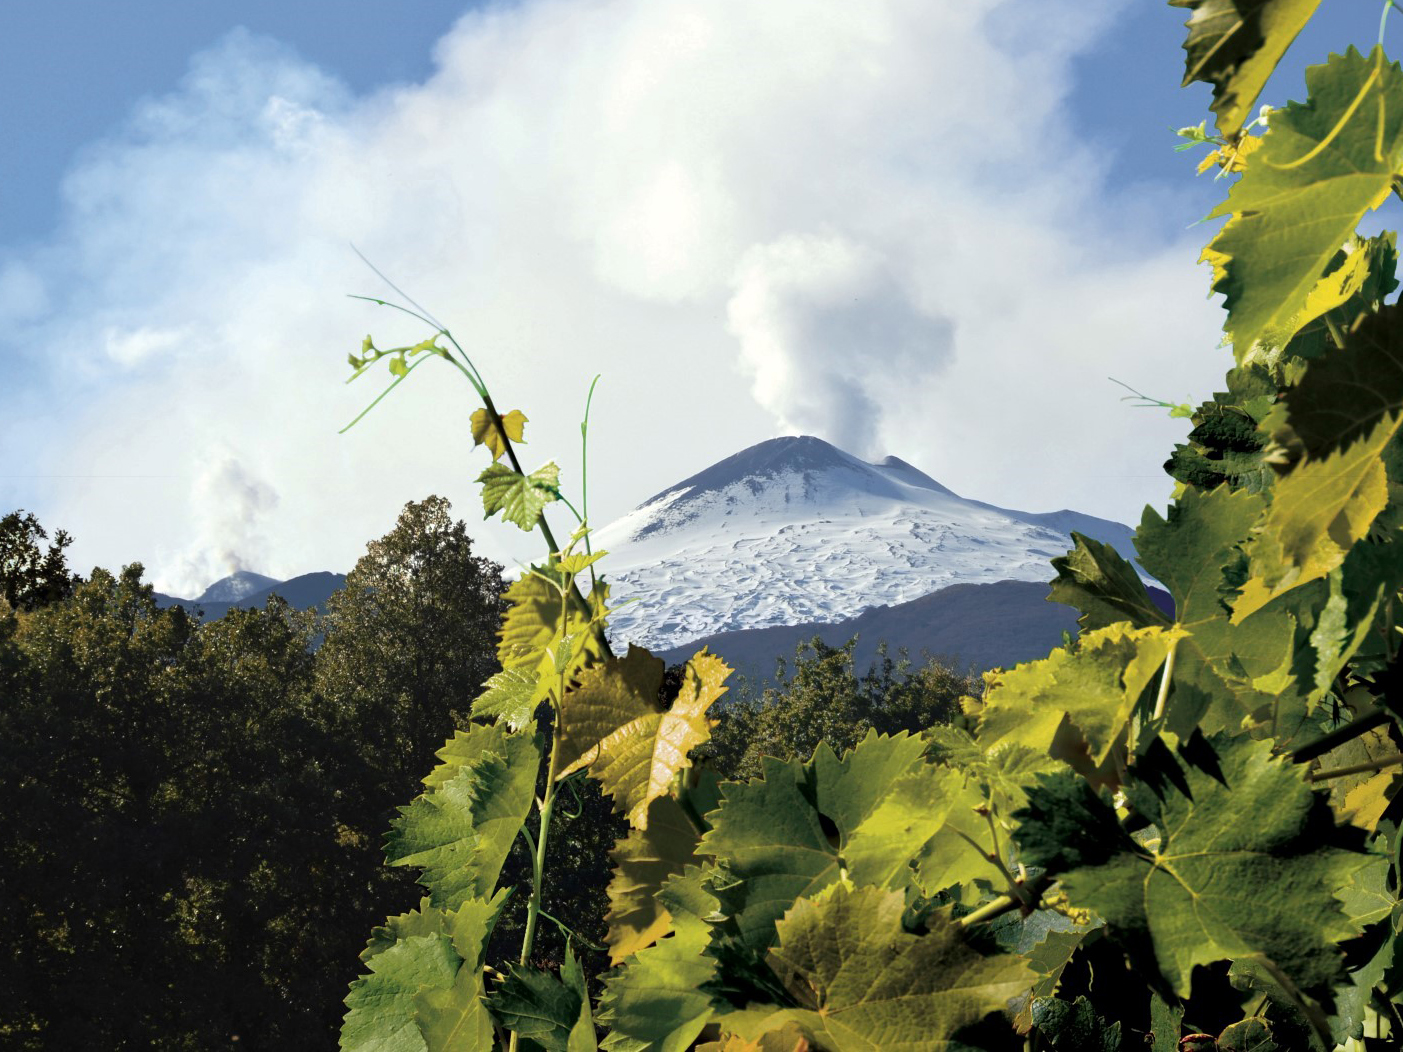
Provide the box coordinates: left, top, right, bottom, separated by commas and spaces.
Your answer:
591, 436, 1154, 652
194, 570, 280, 604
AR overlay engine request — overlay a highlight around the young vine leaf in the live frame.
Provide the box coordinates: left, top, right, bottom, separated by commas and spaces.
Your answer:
1171, 0, 1323, 138
1206, 46, 1403, 358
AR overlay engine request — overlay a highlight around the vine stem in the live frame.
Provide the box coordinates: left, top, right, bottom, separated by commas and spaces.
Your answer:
1151, 638, 1178, 723
509, 594, 571, 1052
1289, 706, 1392, 764
1307, 751, 1403, 783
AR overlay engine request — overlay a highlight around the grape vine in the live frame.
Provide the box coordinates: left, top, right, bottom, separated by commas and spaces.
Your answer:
335, 3, 1403, 1048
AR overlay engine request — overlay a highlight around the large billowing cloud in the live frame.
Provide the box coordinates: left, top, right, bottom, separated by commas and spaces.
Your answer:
0, 0, 1226, 596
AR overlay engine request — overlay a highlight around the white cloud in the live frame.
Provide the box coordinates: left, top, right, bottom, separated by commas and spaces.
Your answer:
0, 0, 1229, 595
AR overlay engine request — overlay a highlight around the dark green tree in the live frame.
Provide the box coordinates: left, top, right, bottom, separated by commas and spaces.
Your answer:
314, 495, 508, 801
703, 636, 981, 780
0, 509, 80, 611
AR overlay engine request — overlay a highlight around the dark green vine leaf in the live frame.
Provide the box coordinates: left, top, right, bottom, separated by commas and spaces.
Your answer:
1217, 1017, 1278, 1051
479, 461, 560, 531
490, 965, 584, 1051
470, 407, 528, 462
1206, 46, 1403, 357
1016, 736, 1371, 997
1170, 0, 1322, 136
1133, 486, 1314, 737
716, 886, 1032, 1051
1029, 995, 1120, 1051
561, 945, 599, 1052
1047, 531, 1172, 633
1272, 302, 1403, 462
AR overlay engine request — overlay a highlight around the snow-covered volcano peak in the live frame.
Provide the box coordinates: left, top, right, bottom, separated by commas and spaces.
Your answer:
591, 436, 1150, 653
605, 435, 963, 548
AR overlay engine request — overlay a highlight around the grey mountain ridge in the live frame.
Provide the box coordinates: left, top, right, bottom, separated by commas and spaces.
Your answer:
154, 571, 346, 623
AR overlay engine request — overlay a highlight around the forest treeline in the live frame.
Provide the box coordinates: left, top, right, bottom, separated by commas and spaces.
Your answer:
0, 498, 981, 1049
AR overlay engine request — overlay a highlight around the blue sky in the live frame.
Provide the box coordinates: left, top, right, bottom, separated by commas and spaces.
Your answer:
0, 1, 1390, 595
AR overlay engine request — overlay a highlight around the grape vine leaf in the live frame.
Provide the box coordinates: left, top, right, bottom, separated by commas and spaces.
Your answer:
976, 622, 1187, 777
497, 570, 608, 708
417, 965, 495, 1052
386, 724, 541, 909
917, 729, 1062, 894
1205, 46, 1403, 358
471, 666, 539, 730
479, 461, 560, 532
1232, 410, 1398, 621
1170, 0, 1322, 136
1014, 735, 1372, 997
605, 792, 706, 963
1047, 532, 1172, 633
699, 732, 961, 950
469, 407, 527, 462
562, 945, 599, 1052
717, 886, 1032, 1052
598, 866, 720, 1052
490, 964, 585, 1051
1271, 302, 1403, 461
698, 1026, 810, 1051
342, 933, 461, 1052
1029, 995, 1120, 1052
557, 646, 730, 828
1134, 486, 1316, 736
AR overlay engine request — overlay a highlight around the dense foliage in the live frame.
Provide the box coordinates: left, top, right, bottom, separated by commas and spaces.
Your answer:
334, 4, 1403, 1050
704, 637, 981, 779
0, 500, 510, 1048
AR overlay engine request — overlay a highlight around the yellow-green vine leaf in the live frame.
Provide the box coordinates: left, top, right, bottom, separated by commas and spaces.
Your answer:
386, 724, 541, 909
696, 1025, 810, 1051
469, 407, 527, 462
342, 932, 461, 1052
1232, 411, 1399, 622
416, 892, 511, 1052
472, 667, 539, 730
1014, 735, 1373, 998
698, 732, 962, 951
605, 793, 706, 963
1134, 486, 1318, 737
916, 731, 1063, 894
717, 887, 1032, 1052
359, 900, 452, 965
557, 646, 730, 828
496, 570, 607, 708
1205, 47, 1403, 359
1047, 532, 1172, 634
1254, 234, 1380, 356
976, 623, 1188, 777
1170, 0, 1321, 136
479, 461, 560, 532
598, 866, 720, 1052
416, 967, 494, 1052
